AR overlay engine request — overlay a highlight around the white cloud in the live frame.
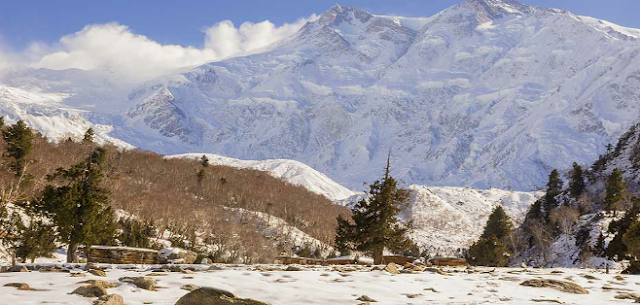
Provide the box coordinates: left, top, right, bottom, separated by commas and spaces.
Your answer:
203, 15, 317, 59
19, 15, 317, 82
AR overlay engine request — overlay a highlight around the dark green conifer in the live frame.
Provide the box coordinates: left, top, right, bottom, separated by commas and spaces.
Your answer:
543, 169, 563, 219
334, 154, 412, 264
2, 120, 33, 176
604, 168, 626, 212
34, 147, 116, 262
569, 162, 585, 199
83, 128, 95, 143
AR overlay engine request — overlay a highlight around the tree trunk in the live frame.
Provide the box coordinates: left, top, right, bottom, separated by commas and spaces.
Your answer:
373, 246, 384, 265
67, 243, 79, 263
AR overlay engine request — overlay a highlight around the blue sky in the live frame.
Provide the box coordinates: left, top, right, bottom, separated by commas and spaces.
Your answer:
1, 0, 639, 50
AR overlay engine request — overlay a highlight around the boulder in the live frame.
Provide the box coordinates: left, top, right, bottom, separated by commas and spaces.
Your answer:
614, 293, 639, 300
175, 287, 270, 305
520, 279, 588, 294
383, 263, 400, 275
80, 280, 118, 289
285, 266, 302, 271
72, 285, 108, 297
119, 277, 156, 290
161, 248, 198, 264
88, 269, 107, 277
4, 283, 31, 290
356, 295, 377, 302
93, 294, 124, 305
425, 267, 446, 275
8, 265, 28, 272
200, 258, 211, 265
181, 284, 200, 291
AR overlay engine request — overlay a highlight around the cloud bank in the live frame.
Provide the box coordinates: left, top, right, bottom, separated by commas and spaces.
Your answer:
1, 15, 317, 82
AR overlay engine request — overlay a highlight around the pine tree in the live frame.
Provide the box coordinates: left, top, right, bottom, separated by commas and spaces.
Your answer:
543, 169, 563, 219
605, 200, 640, 259
334, 214, 356, 255
569, 162, 585, 199
604, 168, 626, 212
481, 206, 513, 240
200, 155, 210, 167
335, 154, 412, 264
623, 221, 640, 274
83, 128, 94, 143
34, 147, 116, 263
197, 168, 206, 186
468, 206, 514, 267
0, 116, 4, 128
15, 219, 57, 263
2, 120, 33, 176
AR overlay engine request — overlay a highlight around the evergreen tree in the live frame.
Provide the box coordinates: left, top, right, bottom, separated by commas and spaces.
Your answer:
569, 162, 585, 199
200, 155, 210, 167
197, 168, 206, 186
34, 147, 116, 263
481, 206, 513, 240
334, 214, 356, 255
468, 206, 514, 267
605, 200, 640, 260
543, 169, 563, 219
1, 120, 33, 176
0, 116, 4, 128
15, 219, 57, 263
83, 128, 94, 143
604, 168, 626, 212
334, 155, 412, 264
623, 221, 640, 274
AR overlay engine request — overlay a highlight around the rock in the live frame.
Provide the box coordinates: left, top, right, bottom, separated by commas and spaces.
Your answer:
356, 295, 377, 302
285, 266, 302, 271
181, 284, 200, 291
169, 265, 184, 272
71, 272, 86, 277
582, 274, 599, 280
175, 287, 270, 305
80, 280, 118, 289
162, 248, 198, 264
614, 275, 626, 281
520, 279, 589, 294
383, 263, 400, 275
200, 258, 210, 265
93, 294, 124, 305
407, 293, 422, 298
182, 269, 196, 274
4, 283, 31, 290
8, 265, 28, 272
208, 265, 224, 271
615, 293, 639, 300
72, 285, 108, 297
88, 269, 107, 277
425, 267, 446, 275
119, 277, 157, 290
521, 262, 527, 268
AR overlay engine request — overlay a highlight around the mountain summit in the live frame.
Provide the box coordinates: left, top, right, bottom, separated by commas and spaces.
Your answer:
2, 1, 640, 192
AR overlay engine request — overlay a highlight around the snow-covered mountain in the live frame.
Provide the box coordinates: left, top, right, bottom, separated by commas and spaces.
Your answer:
170, 153, 356, 201
3, 0, 640, 191
405, 186, 542, 255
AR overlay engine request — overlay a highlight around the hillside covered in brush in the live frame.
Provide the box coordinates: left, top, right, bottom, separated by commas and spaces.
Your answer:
0, 119, 349, 263
514, 120, 640, 271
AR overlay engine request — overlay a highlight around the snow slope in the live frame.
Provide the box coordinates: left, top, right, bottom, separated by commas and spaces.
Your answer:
3, 0, 640, 192
406, 186, 542, 255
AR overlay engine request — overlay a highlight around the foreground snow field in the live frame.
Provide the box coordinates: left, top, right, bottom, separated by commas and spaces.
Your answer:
0, 264, 638, 305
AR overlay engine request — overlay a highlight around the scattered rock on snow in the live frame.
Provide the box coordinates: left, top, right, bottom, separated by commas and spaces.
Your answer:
119, 277, 156, 290
88, 269, 107, 277
356, 295, 377, 302
4, 283, 32, 290
92, 294, 124, 305
71, 285, 108, 297
383, 263, 400, 275
80, 280, 118, 289
6, 265, 28, 272
520, 279, 588, 294
285, 266, 302, 271
181, 284, 200, 291
615, 293, 640, 300
175, 287, 270, 305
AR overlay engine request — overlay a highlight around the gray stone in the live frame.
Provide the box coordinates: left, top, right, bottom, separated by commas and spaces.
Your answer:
520, 279, 589, 294
72, 285, 108, 297
93, 294, 124, 305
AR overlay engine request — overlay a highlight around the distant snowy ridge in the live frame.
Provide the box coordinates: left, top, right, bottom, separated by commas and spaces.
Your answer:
170, 153, 357, 201
341, 185, 543, 255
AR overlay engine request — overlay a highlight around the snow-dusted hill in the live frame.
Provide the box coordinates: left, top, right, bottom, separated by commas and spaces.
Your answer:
340, 185, 542, 255
3, 0, 640, 191
170, 153, 356, 201
406, 186, 541, 255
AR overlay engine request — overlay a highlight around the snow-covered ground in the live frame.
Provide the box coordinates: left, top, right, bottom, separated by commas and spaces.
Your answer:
0, 264, 637, 305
